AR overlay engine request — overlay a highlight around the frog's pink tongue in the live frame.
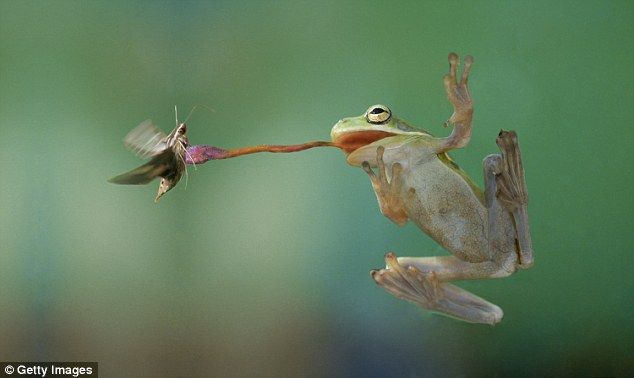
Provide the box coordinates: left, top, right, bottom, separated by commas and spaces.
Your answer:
184, 130, 397, 165
186, 145, 228, 164
185, 141, 339, 164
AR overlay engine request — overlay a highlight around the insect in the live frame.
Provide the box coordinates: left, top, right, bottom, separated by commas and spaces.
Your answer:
108, 107, 191, 202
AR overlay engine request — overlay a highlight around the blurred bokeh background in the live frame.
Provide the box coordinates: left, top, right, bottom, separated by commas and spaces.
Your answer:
1, 1, 632, 376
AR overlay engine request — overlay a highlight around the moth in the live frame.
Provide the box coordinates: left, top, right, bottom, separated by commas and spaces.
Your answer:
109, 110, 190, 202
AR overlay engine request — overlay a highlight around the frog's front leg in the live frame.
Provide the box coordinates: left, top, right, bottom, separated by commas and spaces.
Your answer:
438, 52, 474, 152
362, 145, 408, 226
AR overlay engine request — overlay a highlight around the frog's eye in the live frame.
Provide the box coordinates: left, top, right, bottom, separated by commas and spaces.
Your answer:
365, 104, 391, 124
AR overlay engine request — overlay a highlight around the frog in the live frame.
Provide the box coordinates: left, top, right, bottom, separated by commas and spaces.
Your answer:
329, 53, 533, 325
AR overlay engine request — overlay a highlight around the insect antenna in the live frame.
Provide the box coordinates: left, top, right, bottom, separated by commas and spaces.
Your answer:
182, 104, 215, 125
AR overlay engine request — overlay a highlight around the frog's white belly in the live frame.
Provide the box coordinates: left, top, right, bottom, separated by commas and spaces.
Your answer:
402, 159, 489, 262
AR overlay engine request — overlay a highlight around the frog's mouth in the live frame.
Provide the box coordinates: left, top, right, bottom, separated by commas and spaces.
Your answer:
332, 130, 396, 154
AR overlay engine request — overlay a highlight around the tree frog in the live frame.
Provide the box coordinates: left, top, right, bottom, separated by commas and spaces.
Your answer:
330, 53, 533, 325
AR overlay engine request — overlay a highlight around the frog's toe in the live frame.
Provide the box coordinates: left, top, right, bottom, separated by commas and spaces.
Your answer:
390, 162, 404, 186
461, 55, 474, 85
444, 53, 459, 92
362, 161, 373, 175
375, 146, 388, 181
448, 52, 459, 80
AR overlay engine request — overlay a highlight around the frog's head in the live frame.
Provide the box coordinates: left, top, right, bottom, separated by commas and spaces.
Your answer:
331, 104, 430, 164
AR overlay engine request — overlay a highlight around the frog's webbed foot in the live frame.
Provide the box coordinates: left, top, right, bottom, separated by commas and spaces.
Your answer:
371, 252, 504, 325
495, 131, 528, 212
494, 130, 533, 267
439, 52, 474, 151
362, 146, 408, 225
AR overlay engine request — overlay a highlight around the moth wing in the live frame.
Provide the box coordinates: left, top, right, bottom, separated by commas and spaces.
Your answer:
123, 119, 169, 158
108, 150, 175, 185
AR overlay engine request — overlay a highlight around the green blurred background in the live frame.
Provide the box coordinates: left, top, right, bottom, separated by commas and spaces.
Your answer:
1, 1, 632, 376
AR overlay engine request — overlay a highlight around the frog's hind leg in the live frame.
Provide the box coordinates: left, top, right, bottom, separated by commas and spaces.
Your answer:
371, 253, 503, 325
490, 130, 533, 268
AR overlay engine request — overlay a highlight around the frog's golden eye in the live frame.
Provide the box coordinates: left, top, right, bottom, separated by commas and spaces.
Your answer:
365, 104, 391, 124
